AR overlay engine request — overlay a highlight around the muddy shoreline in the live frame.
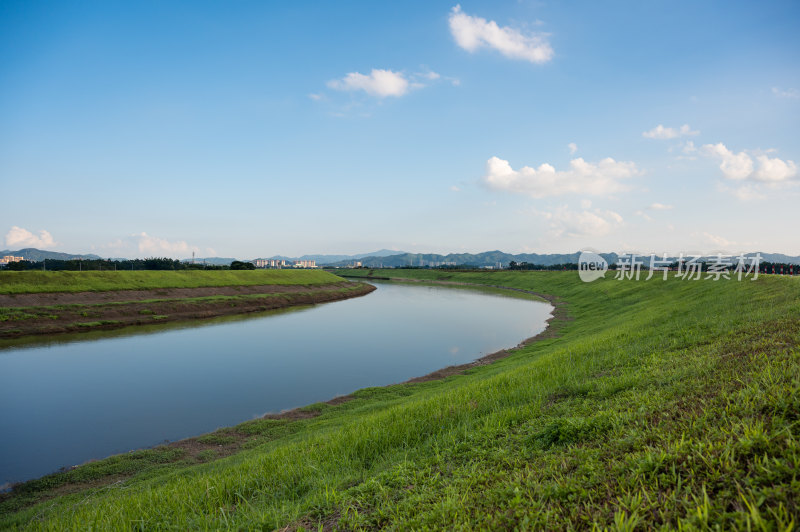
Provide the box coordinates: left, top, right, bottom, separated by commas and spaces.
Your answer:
0, 282, 375, 339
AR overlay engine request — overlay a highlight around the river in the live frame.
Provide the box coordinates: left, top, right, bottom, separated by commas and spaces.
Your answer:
0, 281, 552, 485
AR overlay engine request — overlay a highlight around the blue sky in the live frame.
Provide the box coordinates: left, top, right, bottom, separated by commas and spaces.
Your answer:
1, 1, 798, 258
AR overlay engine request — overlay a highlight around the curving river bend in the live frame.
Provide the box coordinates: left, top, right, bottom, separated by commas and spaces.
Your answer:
0, 281, 552, 485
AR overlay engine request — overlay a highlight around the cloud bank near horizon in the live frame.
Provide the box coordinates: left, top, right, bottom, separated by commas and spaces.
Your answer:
5, 226, 56, 249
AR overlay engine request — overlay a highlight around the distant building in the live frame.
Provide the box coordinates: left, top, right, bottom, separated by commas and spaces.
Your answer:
253, 259, 288, 268
0, 255, 24, 265
252, 258, 317, 269
293, 260, 316, 268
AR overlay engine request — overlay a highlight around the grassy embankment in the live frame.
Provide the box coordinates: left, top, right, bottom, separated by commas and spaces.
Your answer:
0, 269, 342, 294
1, 270, 799, 529
0, 270, 371, 338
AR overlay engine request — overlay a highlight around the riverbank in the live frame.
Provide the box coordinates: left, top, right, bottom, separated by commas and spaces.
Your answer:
0, 269, 342, 294
0, 271, 374, 339
2, 271, 798, 530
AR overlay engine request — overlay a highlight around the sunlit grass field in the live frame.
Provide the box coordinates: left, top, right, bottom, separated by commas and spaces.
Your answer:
1, 271, 798, 529
0, 269, 343, 294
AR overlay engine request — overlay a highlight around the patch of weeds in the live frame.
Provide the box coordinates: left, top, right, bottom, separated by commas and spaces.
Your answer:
196, 433, 237, 446
236, 418, 290, 436
152, 315, 168, 320
546, 384, 592, 405
196, 449, 219, 462
299, 402, 329, 414
0, 311, 37, 322
76, 320, 121, 327
526, 414, 614, 450
138, 309, 155, 315
0, 447, 186, 514
239, 437, 265, 450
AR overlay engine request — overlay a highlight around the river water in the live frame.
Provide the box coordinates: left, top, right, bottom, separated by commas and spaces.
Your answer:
0, 281, 551, 485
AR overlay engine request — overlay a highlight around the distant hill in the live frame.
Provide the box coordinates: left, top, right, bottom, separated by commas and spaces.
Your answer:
255, 249, 407, 266
327, 251, 621, 268
757, 253, 800, 265
0, 248, 101, 261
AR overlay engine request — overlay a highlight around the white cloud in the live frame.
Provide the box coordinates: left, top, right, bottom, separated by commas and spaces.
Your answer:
642, 124, 699, 139
701, 143, 753, 180
636, 202, 672, 221
308, 93, 324, 101
753, 154, 798, 182
448, 5, 553, 64
701, 142, 797, 182
101, 233, 201, 258
134, 232, 197, 257
327, 69, 410, 98
699, 231, 736, 249
733, 185, 766, 201
482, 155, 640, 198
714, 182, 766, 202
5, 226, 56, 249
580, 199, 592, 209
450, 185, 461, 192
568, 142, 578, 154
539, 206, 624, 238
772, 87, 800, 99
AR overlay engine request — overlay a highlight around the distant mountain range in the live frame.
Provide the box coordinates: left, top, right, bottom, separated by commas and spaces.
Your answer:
326, 251, 800, 268
0, 248, 101, 261
3, 248, 799, 267
325, 251, 620, 268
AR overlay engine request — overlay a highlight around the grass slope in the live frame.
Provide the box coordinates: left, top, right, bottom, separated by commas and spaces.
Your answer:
2, 271, 799, 530
0, 270, 342, 294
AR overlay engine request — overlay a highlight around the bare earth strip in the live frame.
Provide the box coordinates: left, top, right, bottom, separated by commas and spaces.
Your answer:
0, 282, 360, 307
0, 282, 375, 339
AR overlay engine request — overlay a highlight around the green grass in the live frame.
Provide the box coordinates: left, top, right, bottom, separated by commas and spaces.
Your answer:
0, 269, 344, 294
1, 271, 799, 530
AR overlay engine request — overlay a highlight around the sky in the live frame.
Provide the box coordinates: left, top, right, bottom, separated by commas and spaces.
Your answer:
1, 1, 799, 259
